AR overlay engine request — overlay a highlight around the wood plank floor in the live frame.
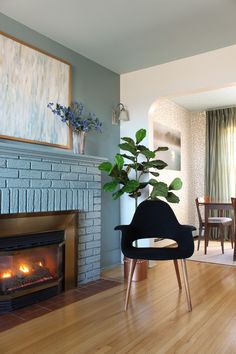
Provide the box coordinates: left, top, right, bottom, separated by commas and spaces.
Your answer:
1, 260, 236, 354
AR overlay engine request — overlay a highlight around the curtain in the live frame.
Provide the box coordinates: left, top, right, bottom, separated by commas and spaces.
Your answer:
206, 107, 236, 202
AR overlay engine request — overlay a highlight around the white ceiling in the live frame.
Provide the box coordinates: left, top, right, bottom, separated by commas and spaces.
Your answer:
1, 0, 236, 74
171, 86, 236, 112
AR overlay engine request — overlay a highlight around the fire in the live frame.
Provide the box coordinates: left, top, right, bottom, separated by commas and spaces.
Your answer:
2, 271, 12, 279
38, 261, 43, 267
19, 264, 30, 273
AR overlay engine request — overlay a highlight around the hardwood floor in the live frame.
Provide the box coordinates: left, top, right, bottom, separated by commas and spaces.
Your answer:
1, 260, 236, 353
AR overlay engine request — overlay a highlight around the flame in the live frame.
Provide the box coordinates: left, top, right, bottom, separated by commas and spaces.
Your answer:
38, 261, 43, 267
19, 264, 30, 273
2, 271, 12, 279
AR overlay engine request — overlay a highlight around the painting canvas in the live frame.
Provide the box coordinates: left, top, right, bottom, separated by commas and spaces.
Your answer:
153, 122, 181, 171
0, 33, 71, 148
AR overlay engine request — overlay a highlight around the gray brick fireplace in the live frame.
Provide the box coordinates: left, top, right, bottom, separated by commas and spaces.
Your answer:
0, 141, 106, 284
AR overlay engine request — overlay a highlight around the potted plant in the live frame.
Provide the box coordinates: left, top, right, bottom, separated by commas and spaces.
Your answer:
99, 128, 182, 280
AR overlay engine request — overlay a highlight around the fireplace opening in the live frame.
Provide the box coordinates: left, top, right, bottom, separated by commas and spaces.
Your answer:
0, 211, 77, 314
0, 231, 65, 313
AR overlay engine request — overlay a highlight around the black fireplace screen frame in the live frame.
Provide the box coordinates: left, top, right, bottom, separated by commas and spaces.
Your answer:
0, 230, 64, 251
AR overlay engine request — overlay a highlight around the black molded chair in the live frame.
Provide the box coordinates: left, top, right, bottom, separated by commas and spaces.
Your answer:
115, 199, 195, 312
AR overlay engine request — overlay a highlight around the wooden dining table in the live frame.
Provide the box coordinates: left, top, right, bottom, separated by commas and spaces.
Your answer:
198, 201, 235, 259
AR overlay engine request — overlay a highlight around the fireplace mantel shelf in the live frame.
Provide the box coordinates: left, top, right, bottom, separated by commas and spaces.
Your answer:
0, 141, 107, 163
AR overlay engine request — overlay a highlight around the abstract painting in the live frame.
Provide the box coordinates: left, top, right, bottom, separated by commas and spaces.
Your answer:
153, 122, 181, 171
0, 33, 71, 148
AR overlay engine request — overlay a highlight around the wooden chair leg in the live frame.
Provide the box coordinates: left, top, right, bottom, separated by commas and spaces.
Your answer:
233, 224, 236, 261
180, 259, 192, 312
197, 227, 202, 251
230, 225, 234, 249
220, 225, 224, 254
173, 259, 182, 289
204, 226, 208, 255
234, 236, 236, 262
124, 258, 137, 311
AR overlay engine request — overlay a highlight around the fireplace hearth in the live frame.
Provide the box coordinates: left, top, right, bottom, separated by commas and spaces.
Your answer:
0, 211, 77, 313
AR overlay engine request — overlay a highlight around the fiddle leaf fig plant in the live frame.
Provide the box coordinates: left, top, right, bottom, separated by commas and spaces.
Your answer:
99, 128, 182, 207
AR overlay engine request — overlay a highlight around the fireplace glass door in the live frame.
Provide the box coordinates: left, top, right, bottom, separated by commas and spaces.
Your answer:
0, 244, 63, 295
0, 223, 71, 313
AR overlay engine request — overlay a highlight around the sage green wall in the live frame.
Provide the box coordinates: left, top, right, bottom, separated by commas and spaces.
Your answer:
0, 13, 121, 269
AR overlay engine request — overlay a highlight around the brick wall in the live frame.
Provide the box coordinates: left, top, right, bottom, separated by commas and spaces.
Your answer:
0, 142, 106, 284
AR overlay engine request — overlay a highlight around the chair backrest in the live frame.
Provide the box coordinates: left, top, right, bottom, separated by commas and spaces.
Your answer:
231, 197, 236, 209
130, 199, 181, 238
195, 196, 210, 226
231, 197, 236, 228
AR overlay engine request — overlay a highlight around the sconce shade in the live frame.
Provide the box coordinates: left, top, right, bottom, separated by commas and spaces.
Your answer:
119, 106, 129, 121
112, 103, 129, 125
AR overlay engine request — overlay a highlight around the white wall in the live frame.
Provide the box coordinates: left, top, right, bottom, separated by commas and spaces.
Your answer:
120, 44, 236, 227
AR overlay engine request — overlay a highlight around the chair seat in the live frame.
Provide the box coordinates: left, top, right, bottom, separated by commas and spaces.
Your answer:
203, 217, 232, 225
125, 246, 188, 261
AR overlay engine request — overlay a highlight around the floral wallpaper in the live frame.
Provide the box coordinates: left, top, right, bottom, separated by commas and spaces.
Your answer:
149, 98, 206, 227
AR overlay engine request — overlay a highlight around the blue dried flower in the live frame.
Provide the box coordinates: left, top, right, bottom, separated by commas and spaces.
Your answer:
48, 101, 102, 134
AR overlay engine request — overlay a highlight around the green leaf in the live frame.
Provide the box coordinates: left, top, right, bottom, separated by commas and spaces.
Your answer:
141, 170, 149, 174
154, 146, 168, 152
114, 154, 124, 170
119, 170, 129, 183
148, 178, 158, 186
141, 150, 155, 159
166, 192, 180, 203
112, 188, 125, 200
103, 181, 118, 192
109, 164, 120, 178
135, 129, 146, 144
139, 182, 148, 189
129, 191, 141, 198
138, 145, 155, 158
125, 166, 131, 174
169, 177, 183, 191
123, 180, 140, 193
120, 154, 136, 162
150, 171, 160, 177
98, 161, 112, 173
151, 160, 168, 169
137, 145, 147, 150
150, 182, 168, 198
121, 137, 135, 146
119, 143, 137, 155
143, 160, 168, 170
125, 163, 144, 171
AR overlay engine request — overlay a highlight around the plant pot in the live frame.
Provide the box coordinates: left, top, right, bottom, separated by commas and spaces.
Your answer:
124, 256, 148, 282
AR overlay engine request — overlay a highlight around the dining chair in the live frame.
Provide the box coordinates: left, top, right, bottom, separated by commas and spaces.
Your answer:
115, 199, 195, 312
231, 197, 236, 261
195, 196, 233, 254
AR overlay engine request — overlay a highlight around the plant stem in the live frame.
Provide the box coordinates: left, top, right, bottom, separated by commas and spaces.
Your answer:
135, 195, 138, 211
134, 154, 138, 247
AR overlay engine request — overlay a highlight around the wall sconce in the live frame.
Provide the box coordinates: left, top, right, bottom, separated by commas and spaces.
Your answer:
112, 103, 129, 125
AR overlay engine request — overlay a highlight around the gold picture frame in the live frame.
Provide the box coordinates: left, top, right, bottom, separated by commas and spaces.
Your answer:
0, 32, 72, 149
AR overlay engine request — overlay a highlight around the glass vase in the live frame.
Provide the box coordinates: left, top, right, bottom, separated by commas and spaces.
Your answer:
73, 131, 86, 154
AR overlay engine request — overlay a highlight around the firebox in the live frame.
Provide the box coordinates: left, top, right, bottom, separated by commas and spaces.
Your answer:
0, 210, 78, 314
0, 231, 65, 313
